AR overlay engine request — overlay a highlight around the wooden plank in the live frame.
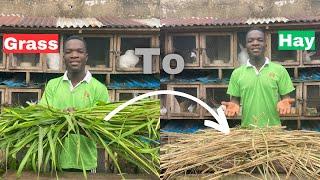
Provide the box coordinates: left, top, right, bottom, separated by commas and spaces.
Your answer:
115, 89, 157, 101
108, 89, 115, 102
25, 71, 30, 84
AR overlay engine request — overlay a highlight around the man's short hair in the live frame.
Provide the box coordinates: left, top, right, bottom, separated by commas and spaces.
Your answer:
63, 35, 87, 52
246, 27, 265, 39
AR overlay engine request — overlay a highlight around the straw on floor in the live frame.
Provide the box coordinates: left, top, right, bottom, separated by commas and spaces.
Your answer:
160, 127, 320, 180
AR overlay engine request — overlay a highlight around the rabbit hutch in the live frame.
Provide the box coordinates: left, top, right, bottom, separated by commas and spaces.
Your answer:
159, 16, 320, 180
160, 16, 320, 130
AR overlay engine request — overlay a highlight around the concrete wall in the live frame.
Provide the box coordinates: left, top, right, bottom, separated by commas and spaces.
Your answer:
160, 0, 317, 18
0, 0, 318, 18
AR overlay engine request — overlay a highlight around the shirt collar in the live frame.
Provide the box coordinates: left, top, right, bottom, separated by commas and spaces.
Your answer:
246, 57, 270, 68
63, 70, 92, 83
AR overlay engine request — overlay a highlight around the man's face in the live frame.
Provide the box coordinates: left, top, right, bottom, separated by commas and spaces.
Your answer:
64, 39, 87, 73
246, 30, 265, 58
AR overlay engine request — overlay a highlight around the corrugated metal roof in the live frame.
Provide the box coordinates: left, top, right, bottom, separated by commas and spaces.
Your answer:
57, 17, 103, 28
286, 15, 320, 23
246, 17, 289, 25
0, 15, 156, 29
0, 14, 23, 27
161, 16, 320, 27
133, 18, 161, 28
1, 15, 320, 29
18, 17, 56, 28
96, 16, 150, 28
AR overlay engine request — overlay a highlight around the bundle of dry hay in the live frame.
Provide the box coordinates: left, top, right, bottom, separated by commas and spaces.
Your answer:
160, 128, 320, 180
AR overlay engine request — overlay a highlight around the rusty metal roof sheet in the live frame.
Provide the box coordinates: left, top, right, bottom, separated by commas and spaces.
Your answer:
0, 14, 23, 27
1, 15, 320, 29
161, 16, 320, 27
56, 17, 103, 28
96, 16, 150, 28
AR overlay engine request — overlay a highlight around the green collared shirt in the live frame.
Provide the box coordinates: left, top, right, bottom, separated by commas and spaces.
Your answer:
39, 71, 109, 170
227, 58, 294, 127
39, 71, 109, 109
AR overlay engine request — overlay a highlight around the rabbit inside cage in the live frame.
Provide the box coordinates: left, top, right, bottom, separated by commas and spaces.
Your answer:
237, 32, 248, 66
171, 88, 198, 114
84, 37, 110, 68
12, 54, 40, 67
205, 88, 228, 113
271, 34, 297, 62
11, 92, 38, 107
205, 35, 231, 65
306, 85, 320, 116
119, 37, 151, 69
172, 36, 197, 64
160, 95, 167, 116
303, 33, 320, 62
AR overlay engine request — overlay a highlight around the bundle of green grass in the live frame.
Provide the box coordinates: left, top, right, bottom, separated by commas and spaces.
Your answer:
0, 100, 160, 179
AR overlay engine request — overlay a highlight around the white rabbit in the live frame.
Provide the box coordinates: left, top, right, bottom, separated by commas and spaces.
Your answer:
188, 103, 196, 113
172, 96, 181, 113
46, 53, 60, 70
238, 43, 249, 66
119, 50, 140, 69
160, 106, 167, 115
303, 50, 316, 62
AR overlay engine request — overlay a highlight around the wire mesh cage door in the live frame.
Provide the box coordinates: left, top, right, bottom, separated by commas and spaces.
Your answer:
116, 36, 153, 72
9, 89, 41, 107
302, 32, 320, 65
201, 33, 233, 67
9, 53, 42, 70
202, 85, 229, 117
84, 36, 113, 72
281, 83, 302, 117
170, 34, 200, 67
167, 85, 200, 117
304, 83, 320, 116
270, 33, 299, 65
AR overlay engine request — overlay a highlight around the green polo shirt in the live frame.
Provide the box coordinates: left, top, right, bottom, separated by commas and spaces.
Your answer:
39, 72, 109, 109
227, 60, 294, 128
39, 71, 109, 170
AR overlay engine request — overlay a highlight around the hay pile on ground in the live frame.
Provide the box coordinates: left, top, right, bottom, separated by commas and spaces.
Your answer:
161, 128, 320, 179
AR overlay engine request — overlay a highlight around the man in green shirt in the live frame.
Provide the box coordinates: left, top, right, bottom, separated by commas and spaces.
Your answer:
39, 35, 109, 171
222, 27, 295, 127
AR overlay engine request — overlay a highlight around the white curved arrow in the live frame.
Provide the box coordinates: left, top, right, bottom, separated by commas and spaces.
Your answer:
104, 90, 230, 134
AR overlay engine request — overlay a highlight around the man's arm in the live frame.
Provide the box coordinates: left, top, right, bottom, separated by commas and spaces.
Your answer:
221, 96, 240, 117
277, 94, 295, 115
277, 67, 295, 115
39, 82, 53, 106
223, 68, 241, 117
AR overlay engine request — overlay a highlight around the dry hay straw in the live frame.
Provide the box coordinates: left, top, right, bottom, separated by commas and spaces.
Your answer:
160, 127, 320, 180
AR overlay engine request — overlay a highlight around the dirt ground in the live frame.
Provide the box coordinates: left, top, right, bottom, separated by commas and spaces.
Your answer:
1, 170, 157, 180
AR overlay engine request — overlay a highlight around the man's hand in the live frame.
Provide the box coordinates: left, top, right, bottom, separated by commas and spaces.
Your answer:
277, 98, 295, 115
221, 101, 240, 117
